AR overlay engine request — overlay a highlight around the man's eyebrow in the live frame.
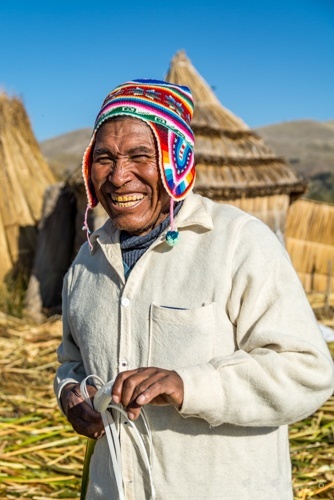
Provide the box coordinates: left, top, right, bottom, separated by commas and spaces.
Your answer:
93, 146, 155, 156
92, 147, 112, 156
127, 146, 155, 155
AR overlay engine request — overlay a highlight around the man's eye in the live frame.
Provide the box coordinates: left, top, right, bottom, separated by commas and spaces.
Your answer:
132, 154, 150, 162
95, 157, 113, 165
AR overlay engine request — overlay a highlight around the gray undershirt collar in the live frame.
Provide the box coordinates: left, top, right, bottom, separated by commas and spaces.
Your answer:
120, 201, 183, 276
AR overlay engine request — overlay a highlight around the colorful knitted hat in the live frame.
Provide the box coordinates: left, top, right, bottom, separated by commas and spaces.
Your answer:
82, 79, 195, 207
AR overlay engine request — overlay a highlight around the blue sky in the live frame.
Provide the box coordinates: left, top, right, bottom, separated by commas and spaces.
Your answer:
0, 0, 333, 141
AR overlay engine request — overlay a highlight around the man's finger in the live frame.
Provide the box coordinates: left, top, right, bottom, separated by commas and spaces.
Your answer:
111, 368, 143, 403
128, 372, 183, 409
129, 373, 169, 404
112, 368, 159, 406
135, 375, 180, 406
111, 368, 184, 418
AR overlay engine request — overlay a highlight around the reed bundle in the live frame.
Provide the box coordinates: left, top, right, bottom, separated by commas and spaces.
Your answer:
0, 312, 332, 498
0, 93, 55, 226
287, 199, 334, 245
0, 93, 56, 281
286, 199, 334, 293
287, 240, 334, 275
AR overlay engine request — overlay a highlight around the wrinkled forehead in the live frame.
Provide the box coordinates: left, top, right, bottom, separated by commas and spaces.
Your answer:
96, 115, 151, 134
93, 116, 157, 152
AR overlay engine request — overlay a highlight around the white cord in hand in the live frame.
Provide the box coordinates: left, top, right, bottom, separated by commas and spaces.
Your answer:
80, 375, 156, 500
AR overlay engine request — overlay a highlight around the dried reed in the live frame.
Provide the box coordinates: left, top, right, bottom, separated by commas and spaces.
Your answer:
0, 313, 85, 498
287, 199, 334, 245
0, 93, 56, 280
286, 199, 334, 293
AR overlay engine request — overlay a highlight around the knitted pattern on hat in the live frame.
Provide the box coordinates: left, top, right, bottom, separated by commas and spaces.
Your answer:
82, 79, 196, 208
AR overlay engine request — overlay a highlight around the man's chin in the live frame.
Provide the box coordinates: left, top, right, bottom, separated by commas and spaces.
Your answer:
111, 212, 168, 237
111, 216, 152, 236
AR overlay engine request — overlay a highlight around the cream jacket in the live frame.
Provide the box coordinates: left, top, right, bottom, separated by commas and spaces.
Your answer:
55, 193, 334, 500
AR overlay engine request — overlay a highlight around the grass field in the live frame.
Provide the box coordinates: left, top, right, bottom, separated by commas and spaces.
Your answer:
0, 312, 333, 499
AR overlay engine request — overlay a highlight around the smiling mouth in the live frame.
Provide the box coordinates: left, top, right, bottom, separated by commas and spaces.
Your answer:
110, 194, 145, 208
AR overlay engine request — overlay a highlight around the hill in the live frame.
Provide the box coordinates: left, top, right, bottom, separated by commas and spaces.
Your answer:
40, 128, 92, 179
255, 119, 334, 178
255, 119, 334, 203
40, 119, 334, 202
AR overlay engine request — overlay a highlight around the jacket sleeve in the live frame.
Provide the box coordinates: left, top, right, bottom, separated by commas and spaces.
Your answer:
54, 269, 87, 413
176, 216, 334, 427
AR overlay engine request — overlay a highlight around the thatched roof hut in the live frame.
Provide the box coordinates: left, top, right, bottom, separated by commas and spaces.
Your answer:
0, 93, 56, 282
286, 199, 334, 293
165, 51, 307, 237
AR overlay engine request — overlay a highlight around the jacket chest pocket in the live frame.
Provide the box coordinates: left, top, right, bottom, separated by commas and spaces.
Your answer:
148, 302, 216, 370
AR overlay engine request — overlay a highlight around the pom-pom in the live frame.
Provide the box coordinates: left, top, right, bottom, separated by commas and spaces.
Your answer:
166, 230, 180, 247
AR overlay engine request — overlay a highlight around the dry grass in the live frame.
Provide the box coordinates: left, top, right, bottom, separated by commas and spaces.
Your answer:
0, 311, 333, 499
286, 199, 334, 245
0, 313, 85, 499
0, 93, 56, 281
286, 199, 334, 293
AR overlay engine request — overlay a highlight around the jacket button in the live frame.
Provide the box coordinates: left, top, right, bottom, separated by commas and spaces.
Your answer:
121, 297, 130, 307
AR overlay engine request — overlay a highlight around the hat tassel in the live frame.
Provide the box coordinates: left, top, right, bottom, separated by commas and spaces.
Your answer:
166, 197, 179, 247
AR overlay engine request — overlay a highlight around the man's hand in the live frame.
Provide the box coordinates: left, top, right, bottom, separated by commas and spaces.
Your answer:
61, 383, 104, 439
111, 367, 184, 421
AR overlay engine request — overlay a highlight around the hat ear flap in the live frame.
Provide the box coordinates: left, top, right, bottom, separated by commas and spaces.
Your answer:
82, 132, 99, 208
150, 123, 195, 200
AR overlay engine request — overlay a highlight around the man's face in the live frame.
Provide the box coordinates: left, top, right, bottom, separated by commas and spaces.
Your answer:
90, 117, 170, 235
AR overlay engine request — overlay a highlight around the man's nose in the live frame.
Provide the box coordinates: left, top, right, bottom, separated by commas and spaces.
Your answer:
108, 158, 132, 186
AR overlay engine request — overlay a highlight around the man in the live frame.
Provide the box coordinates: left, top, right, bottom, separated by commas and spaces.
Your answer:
55, 80, 334, 499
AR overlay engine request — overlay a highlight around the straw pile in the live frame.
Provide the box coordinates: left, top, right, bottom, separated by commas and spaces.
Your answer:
0, 93, 56, 282
0, 312, 333, 499
0, 313, 85, 499
286, 199, 334, 293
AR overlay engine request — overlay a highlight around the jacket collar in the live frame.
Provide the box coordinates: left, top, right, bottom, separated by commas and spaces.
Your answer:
175, 192, 213, 231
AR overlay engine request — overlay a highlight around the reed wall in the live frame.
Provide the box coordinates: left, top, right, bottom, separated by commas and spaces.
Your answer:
286, 199, 334, 293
